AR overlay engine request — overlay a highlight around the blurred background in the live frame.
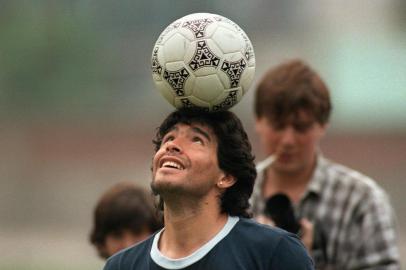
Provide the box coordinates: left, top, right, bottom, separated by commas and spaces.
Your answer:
0, 0, 405, 269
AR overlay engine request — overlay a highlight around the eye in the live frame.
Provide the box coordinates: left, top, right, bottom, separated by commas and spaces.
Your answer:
162, 135, 175, 144
192, 136, 204, 145
271, 122, 285, 131
294, 123, 313, 133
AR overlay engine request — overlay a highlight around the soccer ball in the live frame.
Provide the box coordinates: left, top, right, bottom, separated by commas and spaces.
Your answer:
151, 13, 255, 111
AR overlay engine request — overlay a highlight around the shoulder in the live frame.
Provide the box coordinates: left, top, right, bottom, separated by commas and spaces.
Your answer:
103, 235, 154, 270
233, 217, 293, 240
323, 158, 388, 198
232, 218, 314, 269
320, 158, 395, 217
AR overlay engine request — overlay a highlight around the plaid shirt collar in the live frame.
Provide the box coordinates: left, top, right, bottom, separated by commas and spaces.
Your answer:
302, 153, 327, 198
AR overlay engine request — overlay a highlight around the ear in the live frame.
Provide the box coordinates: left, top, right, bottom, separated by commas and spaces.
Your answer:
217, 174, 236, 189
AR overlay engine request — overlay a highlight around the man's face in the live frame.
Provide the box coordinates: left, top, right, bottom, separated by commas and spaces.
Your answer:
151, 123, 225, 198
255, 110, 326, 175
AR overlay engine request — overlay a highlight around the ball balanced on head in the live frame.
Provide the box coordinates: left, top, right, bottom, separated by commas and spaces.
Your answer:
151, 13, 255, 111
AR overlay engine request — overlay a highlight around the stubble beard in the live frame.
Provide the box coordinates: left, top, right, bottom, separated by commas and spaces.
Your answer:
150, 177, 181, 197
150, 175, 213, 202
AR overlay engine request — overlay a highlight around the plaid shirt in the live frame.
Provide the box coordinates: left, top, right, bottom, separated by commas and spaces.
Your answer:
250, 154, 400, 270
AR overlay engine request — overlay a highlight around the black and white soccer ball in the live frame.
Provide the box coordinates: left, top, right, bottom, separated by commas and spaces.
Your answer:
151, 13, 255, 111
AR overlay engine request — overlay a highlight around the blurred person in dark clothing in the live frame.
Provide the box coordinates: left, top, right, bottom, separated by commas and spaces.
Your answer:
90, 182, 163, 259
251, 59, 400, 269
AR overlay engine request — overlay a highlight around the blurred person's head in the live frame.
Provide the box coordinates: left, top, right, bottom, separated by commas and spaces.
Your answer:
254, 59, 331, 175
90, 182, 163, 259
151, 108, 257, 218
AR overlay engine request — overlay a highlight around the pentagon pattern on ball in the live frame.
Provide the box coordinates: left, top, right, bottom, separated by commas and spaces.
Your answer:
163, 68, 189, 97
212, 90, 239, 111
182, 18, 213, 38
179, 98, 210, 112
151, 47, 162, 76
189, 40, 220, 71
240, 32, 255, 64
151, 13, 255, 111
180, 97, 195, 108
221, 58, 247, 87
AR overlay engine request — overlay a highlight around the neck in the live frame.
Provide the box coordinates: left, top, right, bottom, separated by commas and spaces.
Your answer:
262, 157, 317, 204
158, 193, 228, 259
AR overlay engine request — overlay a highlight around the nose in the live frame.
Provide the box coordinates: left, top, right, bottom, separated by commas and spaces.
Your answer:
165, 140, 182, 153
280, 127, 296, 145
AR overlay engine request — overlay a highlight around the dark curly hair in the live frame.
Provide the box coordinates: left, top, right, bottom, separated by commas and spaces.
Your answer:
152, 108, 257, 218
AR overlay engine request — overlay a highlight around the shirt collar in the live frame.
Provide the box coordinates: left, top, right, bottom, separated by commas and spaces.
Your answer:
304, 154, 328, 197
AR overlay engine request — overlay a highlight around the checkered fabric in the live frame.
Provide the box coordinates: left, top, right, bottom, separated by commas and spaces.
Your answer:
250, 154, 400, 270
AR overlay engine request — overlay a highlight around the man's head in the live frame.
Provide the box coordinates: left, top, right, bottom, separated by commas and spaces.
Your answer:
151, 109, 257, 218
255, 59, 331, 126
254, 59, 332, 174
90, 182, 163, 259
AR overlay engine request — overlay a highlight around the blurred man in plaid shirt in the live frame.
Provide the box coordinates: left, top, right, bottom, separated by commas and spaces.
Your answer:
251, 59, 400, 269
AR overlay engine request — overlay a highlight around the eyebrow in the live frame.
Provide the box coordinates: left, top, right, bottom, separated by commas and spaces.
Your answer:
191, 126, 211, 142
293, 119, 314, 126
164, 125, 212, 142
167, 126, 178, 133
